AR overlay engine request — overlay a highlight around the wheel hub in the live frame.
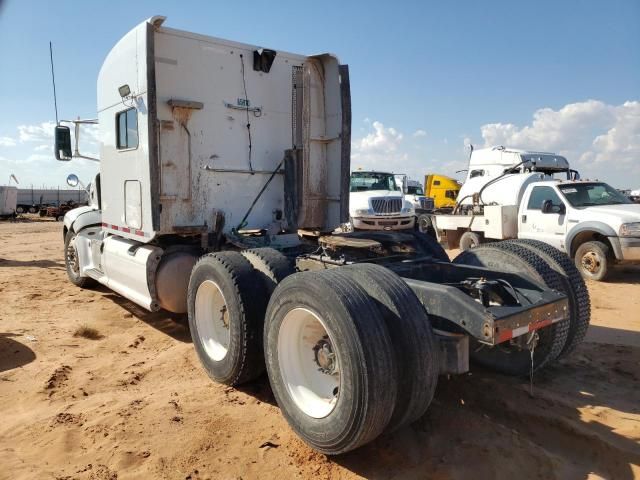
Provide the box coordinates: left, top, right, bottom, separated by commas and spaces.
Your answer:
219, 305, 229, 329
66, 239, 79, 275
581, 251, 600, 273
313, 336, 337, 375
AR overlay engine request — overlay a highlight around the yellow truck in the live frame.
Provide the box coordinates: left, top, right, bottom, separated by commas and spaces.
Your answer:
424, 174, 461, 209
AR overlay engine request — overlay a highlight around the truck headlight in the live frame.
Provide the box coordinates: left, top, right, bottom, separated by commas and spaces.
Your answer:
401, 205, 415, 214
619, 222, 640, 237
355, 208, 372, 216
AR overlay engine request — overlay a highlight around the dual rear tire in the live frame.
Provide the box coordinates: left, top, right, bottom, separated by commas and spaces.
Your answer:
453, 240, 589, 375
187, 249, 439, 455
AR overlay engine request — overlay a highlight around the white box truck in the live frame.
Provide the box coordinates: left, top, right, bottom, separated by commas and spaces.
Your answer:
56, 17, 589, 454
431, 146, 640, 280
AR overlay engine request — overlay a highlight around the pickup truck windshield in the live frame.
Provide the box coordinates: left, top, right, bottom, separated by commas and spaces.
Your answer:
558, 182, 631, 207
350, 172, 400, 192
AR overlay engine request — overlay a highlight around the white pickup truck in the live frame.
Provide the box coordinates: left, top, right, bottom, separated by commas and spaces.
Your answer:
349, 171, 415, 230
434, 177, 640, 280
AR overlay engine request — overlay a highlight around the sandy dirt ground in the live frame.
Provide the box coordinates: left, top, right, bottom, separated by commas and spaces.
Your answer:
1, 219, 639, 480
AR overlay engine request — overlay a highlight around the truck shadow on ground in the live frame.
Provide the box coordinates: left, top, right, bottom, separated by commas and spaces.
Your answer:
599, 264, 640, 284
0, 258, 64, 269
0, 333, 36, 373
88, 285, 640, 479
585, 324, 640, 349
101, 292, 192, 343
327, 342, 640, 480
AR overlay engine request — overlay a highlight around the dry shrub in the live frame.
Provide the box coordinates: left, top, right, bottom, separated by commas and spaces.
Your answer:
73, 325, 103, 340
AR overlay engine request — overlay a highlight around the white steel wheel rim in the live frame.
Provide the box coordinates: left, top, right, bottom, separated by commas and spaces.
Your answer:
195, 280, 230, 362
278, 308, 341, 419
66, 235, 80, 276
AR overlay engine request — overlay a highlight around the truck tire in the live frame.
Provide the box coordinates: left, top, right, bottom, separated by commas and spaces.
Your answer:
16, 206, 24, 214
459, 231, 481, 251
241, 248, 294, 294
29, 206, 37, 214
187, 252, 269, 386
264, 268, 397, 454
502, 239, 590, 358
416, 213, 434, 236
453, 243, 569, 375
409, 230, 450, 262
64, 230, 96, 288
575, 240, 610, 281
341, 263, 439, 431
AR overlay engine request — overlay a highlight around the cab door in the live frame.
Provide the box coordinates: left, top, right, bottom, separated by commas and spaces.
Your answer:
518, 185, 568, 250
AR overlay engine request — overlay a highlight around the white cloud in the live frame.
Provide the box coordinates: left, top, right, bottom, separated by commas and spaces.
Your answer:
478, 100, 640, 186
18, 121, 57, 143
351, 121, 459, 182
0, 136, 16, 147
356, 121, 404, 153
352, 121, 408, 174
413, 129, 427, 137
26, 153, 52, 163
34, 144, 50, 151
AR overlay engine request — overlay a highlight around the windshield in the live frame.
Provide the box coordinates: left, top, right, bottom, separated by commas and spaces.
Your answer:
558, 182, 631, 207
407, 186, 424, 195
350, 172, 400, 192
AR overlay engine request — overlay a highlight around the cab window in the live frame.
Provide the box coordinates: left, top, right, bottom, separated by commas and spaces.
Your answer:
527, 186, 563, 210
470, 169, 484, 178
116, 108, 138, 150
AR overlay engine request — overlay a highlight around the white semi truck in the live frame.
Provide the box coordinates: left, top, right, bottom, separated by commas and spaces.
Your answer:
57, 17, 589, 454
431, 146, 640, 280
348, 171, 415, 230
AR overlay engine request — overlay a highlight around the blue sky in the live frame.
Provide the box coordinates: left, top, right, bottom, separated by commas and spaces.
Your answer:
1, 0, 639, 188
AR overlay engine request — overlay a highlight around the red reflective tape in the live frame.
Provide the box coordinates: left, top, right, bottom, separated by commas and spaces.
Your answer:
529, 318, 553, 332
101, 222, 147, 238
496, 329, 512, 343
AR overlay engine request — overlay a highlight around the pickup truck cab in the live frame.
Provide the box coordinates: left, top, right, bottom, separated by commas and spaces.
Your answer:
349, 171, 415, 230
519, 180, 640, 280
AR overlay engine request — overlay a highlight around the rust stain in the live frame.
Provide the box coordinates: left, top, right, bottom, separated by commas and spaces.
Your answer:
171, 106, 193, 126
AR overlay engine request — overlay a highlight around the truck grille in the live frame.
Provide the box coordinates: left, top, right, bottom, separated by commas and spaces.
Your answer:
419, 197, 434, 210
371, 198, 402, 214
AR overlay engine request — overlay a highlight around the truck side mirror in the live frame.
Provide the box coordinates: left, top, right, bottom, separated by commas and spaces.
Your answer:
541, 200, 566, 215
54, 125, 72, 161
66, 174, 79, 187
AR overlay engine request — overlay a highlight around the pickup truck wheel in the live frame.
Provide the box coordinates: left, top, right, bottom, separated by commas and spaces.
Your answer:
264, 268, 397, 454
188, 252, 268, 386
409, 231, 450, 261
241, 248, 294, 294
341, 263, 439, 431
575, 241, 610, 281
453, 243, 569, 375
28, 206, 37, 214
64, 230, 96, 288
504, 239, 591, 358
459, 231, 482, 251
